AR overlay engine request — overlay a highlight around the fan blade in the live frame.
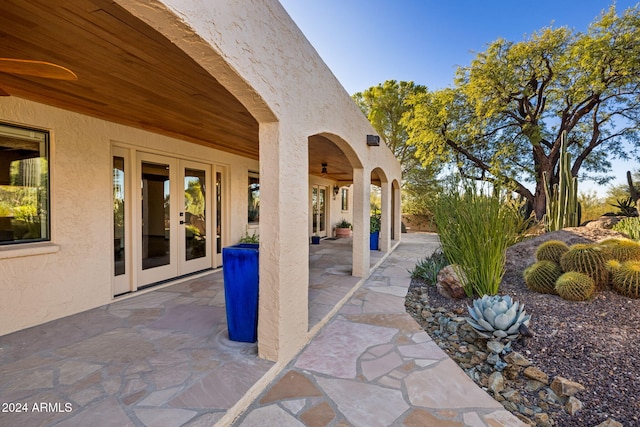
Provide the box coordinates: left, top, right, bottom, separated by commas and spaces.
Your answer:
0, 58, 77, 81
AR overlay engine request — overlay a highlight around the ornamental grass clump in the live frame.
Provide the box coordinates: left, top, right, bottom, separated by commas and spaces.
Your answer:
432, 181, 530, 297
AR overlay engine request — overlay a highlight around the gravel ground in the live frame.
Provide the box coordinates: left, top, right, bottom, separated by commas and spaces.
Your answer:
406, 227, 640, 427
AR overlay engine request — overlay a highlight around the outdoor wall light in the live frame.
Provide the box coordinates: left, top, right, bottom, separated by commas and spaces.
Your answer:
366, 134, 380, 146
333, 185, 340, 199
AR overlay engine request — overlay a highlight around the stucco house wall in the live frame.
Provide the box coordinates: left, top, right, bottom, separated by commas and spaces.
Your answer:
0, 0, 402, 361
0, 97, 262, 334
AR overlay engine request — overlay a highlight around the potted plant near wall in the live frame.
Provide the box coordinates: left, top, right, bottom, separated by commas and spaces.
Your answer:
370, 214, 381, 250
222, 231, 259, 343
335, 218, 352, 238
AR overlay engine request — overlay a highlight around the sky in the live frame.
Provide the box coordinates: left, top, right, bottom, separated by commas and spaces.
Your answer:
279, 0, 639, 197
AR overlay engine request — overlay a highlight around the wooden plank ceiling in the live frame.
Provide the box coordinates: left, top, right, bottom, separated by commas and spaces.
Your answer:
0, 0, 359, 181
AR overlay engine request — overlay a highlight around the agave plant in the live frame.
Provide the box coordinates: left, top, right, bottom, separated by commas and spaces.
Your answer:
466, 295, 530, 340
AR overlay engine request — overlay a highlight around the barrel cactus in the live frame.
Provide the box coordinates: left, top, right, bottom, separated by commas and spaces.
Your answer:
535, 240, 570, 264
555, 272, 595, 301
523, 261, 561, 294
598, 238, 640, 262
560, 244, 609, 290
611, 261, 640, 298
466, 295, 530, 340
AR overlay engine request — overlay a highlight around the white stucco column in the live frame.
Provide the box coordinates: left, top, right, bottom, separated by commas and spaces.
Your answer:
352, 168, 370, 277
393, 181, 402, 241
258, 122, 309, 361
379, 180, 391, 252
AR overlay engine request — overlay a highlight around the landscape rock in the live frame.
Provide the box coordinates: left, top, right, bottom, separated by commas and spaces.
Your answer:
564, 396, 583, 415
550, 376, 585, 397
504, 351, 531, 367
523, 366, 549, 385
435, 265, 466, 299
488, 371, 505, 393
584, 216, 624, 229
595, 420, 623, 427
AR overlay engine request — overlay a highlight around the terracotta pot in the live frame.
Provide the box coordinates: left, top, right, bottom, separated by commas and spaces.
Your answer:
336, 227, 351, 238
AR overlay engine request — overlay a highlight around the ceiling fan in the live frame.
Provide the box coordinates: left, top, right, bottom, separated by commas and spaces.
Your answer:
0, 58, 78, 96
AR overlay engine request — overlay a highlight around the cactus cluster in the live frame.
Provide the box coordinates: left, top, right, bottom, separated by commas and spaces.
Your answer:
598, 238, 640, 262
525, 237, 640, 300
559, 244, 609, 290
535, 240, 569, 264
523, 260, 561, 294
543, 132, 580, 232
555, 272, 595, 301
611, 261, 640, 298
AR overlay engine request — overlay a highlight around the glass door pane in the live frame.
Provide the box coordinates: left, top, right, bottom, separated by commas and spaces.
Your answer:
312, 187, 318, 234
216, 171, 222, 256
319, 187, 326, 233
184, 168, 206, 261
141, 161, 170, 270
113, 156, 125, 276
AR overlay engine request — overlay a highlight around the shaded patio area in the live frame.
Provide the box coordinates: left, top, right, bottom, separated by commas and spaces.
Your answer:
0, 237, 389, 426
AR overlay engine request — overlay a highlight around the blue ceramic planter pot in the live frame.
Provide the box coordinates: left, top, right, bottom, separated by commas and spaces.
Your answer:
370, 231, 379, 250
222, 243, 259, 342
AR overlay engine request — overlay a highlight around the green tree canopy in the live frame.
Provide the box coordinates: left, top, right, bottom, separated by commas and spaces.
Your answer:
403, 5, 640, 219
353, 80, 440, 213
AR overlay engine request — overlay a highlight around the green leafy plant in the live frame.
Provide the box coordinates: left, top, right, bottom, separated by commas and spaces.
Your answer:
410, 250, 449, 285
466, 295, 531, 340
431, 180, 529, 296
609, 196, 638, 217
555, 272, 595, 301
336, 218, 351, 229
612, 217, 640, 241
370, 214, 381, 233
239, 231, 259, 244
523, 261, 562, 294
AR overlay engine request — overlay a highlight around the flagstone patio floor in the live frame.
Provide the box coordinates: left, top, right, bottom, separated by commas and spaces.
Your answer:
0, 234, 523, 426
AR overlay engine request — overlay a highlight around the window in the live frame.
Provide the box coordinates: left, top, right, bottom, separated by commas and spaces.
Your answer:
248, 172, 259, 223
341, 188, 349, 211
0, 123, 50, 244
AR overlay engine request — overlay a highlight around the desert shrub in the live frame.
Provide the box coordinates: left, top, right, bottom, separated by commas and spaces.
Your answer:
431, 181, 529, 297
612, 217, 640, 241
410, 250, 448, 285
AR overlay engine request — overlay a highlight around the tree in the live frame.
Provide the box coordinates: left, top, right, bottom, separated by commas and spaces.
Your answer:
353, 80, 440, 212
403, 5, 640, 219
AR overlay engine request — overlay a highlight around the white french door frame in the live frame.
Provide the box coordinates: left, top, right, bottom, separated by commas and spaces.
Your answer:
112, 146, 219, 296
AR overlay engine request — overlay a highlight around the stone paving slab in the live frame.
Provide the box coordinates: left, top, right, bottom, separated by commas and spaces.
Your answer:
234, 233, 525, 427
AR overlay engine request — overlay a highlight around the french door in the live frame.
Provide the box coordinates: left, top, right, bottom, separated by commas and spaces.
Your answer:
312, 185, 327, 238
113, 149, 215, 295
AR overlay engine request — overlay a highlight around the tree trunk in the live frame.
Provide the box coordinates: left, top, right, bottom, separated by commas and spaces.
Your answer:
532, 181, 547, 220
